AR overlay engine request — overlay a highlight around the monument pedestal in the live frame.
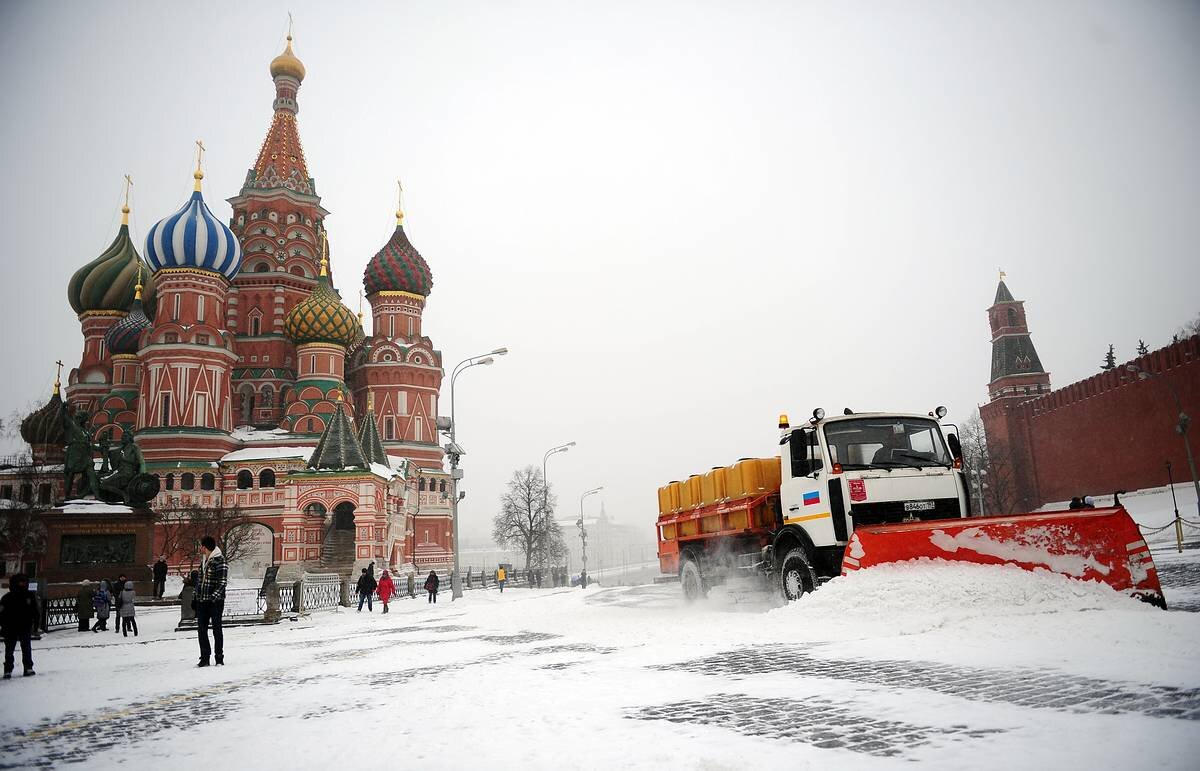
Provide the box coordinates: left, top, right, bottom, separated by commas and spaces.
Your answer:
39, 499, 157, 588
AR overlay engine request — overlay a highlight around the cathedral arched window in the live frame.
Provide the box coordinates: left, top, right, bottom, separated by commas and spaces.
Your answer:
304, 502, 326, 518
237, 470, 253, 489
1007, 308, 1018, 327
260, 386, 274, 408
259, 469, 276, 488
255, 262, 270, 273
200, 473, 215, 490
181, 473, 195, 490
419, 478, 426, 492
165, 473, 175, 491
439, 480, 446, 493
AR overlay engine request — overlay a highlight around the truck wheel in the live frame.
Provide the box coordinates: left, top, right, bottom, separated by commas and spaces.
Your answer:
779, 547, 816, 601
679, 554, 706, 602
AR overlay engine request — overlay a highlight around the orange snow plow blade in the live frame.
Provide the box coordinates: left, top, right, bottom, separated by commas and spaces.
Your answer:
842, 506, 1166, 608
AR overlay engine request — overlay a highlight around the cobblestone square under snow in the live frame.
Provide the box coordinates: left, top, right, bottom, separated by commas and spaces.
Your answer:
2, 541, 1199, 770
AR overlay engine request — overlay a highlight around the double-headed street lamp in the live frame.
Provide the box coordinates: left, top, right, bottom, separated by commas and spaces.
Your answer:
542, 442, 575, 484
578, 486, 602, 588
446, 347, 508, 600
1125, 364, 1199, 522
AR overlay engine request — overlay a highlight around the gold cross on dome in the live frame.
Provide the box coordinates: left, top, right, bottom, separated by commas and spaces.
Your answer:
195, 140, 206, 172
122, 175, 132, 207
999, 268, 1006, 281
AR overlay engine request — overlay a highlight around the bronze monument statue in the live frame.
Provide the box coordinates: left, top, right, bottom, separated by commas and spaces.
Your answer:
61, 404, 159, 506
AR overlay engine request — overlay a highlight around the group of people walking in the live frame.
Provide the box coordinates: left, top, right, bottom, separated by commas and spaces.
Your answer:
356, 562, 444, 609
81, 576, 138, 636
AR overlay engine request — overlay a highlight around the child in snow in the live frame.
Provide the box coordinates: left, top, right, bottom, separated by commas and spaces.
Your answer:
118, 580, 138, 637
92, 580, 111, 632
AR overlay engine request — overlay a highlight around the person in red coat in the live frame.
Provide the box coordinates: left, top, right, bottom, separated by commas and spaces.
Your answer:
377, 570, 395, 614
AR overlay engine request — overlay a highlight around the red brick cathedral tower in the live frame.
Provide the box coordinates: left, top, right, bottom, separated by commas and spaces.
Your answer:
226, 32, 328, 428
351, 192, 444, 469
980, 274, 1050, 513
136, 152, 244, 464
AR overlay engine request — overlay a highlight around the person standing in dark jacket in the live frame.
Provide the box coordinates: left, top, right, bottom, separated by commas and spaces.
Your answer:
1, 574, 37, 678
118, 581, 138, 637
424, 570, 440, 603
112, 573, 127, 634
75, 582, 94, 632
195, 535, 228, 667
92, 580, 112, 632
356, 568, 377, 612
151, 557, 168, 600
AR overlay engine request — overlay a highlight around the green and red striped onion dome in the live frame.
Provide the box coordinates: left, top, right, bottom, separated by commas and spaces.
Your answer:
67, 223, 157, 317
363, 224, 432, 297
284, 269, 359, 348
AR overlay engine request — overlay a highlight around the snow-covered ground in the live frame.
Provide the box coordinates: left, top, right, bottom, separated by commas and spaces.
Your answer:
2, 555, 1198, 770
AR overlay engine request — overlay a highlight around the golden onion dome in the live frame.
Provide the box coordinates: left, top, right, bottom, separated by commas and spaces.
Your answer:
270, 35, 306, 81
284, 259, 358, 348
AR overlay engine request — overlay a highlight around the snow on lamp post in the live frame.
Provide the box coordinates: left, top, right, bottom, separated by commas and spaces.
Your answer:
1125, 364, 1200, 524
446, 347, 508, 600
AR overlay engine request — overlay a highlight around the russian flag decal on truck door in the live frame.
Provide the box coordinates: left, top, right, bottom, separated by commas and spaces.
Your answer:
803, 490, 821, 506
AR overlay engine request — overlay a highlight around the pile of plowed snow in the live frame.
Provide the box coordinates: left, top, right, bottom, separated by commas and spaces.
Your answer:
792, 560, 1152, 619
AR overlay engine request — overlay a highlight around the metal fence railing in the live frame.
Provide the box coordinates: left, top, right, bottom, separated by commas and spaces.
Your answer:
299, 572, 342, 612
41, 596, 77, 631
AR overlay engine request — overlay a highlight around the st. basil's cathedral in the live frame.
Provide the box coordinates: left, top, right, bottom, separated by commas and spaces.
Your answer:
13, 33, 455, 581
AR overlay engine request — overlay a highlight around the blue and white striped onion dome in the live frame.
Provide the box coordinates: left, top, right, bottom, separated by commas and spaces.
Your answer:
145, 190, 242, 280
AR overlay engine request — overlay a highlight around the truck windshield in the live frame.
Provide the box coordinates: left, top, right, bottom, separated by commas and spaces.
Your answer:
822, 417, 951, 470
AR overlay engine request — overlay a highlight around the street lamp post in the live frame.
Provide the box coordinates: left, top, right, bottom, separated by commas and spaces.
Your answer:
1125, 364, 1200, 522
542, 442, 574, 578
578, 486, 602, 588
970, 467, 987, 518
446, 347, 508, 600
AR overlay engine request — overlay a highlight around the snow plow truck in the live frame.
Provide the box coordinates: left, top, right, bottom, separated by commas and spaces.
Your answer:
655, 408, 1166, 607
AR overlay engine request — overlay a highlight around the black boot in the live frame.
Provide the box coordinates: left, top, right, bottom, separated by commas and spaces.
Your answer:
23, 669, 35, 677
197, 659, 210, 668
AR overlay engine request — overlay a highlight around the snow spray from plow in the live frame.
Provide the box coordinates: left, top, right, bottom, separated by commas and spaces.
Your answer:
842, 506, 1166, 608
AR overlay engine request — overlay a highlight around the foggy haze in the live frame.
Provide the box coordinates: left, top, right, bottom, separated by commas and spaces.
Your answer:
1, 0, 1197, 545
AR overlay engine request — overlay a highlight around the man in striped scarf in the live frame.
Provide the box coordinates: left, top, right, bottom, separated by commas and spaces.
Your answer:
195, 535, 228, 667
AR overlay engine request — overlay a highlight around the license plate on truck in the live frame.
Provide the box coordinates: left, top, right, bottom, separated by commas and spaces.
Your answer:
904, 500, 935, 512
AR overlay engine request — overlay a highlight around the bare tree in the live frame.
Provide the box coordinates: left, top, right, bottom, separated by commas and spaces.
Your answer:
492, 466, 563, 569
1176, 311, 1200, 341
959, 410, 1020, 516
0, 452, 54, 572
153, 502, 258, 573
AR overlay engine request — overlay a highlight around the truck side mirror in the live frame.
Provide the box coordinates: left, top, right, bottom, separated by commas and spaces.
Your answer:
947, 433, 963, 461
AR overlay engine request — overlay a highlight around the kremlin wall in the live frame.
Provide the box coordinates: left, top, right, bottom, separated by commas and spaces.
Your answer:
981, 279, 1199, 513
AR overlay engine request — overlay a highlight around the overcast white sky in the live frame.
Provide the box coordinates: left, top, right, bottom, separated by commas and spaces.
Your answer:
1, 1, 1198, 541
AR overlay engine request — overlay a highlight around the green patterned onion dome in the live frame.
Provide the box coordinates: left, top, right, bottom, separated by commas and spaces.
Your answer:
20, 388, 65, 449
67, 221, 157, 316
284, 263, 359, 347
363, 221, 432, 297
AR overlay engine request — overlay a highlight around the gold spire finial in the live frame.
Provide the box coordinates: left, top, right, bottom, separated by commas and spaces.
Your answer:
121, 174, 132, 225
320, 230, 329, 276
288, 11, 294, 41
357, 289, 364, 322
134, 260, 144, 301
367, 391, 375, 412
193, 140, 206, 191
53, 360, 63, 396
395, 179, 405, 226
999, 268, 1006, 282
335, 389, 344, 403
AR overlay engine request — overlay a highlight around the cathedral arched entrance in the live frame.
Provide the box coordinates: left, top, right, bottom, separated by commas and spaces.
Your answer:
333, 501, 355, 530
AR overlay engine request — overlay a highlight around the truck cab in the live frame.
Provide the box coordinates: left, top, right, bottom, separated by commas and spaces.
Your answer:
774, 409, 969, 585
